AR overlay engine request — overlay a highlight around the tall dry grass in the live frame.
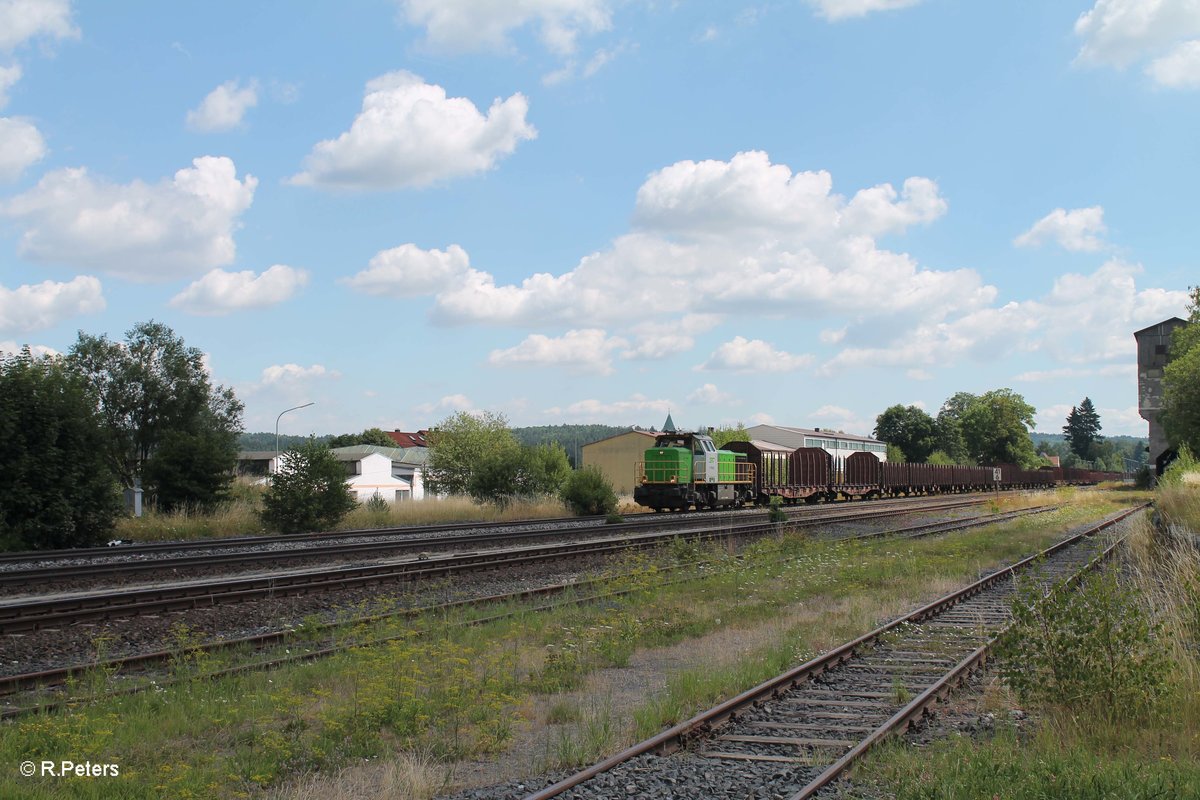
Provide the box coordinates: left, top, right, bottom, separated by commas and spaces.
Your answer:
115, 492, 572, 542
266, 751, 449, 800
337, 495, 570, 530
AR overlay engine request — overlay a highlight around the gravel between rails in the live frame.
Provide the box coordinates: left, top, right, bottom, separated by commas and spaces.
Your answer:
0, 500, 996, 600
438, 511, 1137, 800
0, 504, 994, 687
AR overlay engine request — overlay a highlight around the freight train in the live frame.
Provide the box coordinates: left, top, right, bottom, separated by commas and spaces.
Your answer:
633, 431, 1122, 512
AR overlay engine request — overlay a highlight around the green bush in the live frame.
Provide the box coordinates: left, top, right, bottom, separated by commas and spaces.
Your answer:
260, 439, 358, 533
363, 493, 389, 514
0, 349, 121, 549
468, 443, 572, 508
559, 467, 618, 516
1159, 444, 1198, 487
997, 568, 1169, 722
767, 495, 787, 523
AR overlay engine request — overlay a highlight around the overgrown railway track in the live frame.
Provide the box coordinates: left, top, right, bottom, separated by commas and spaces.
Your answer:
0, 502, 1056, 720
0, 497, 997, 596
522, 503, 1146, 800
0, 498, 1027, 634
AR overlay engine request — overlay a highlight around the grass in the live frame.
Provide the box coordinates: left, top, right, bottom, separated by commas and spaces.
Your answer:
850, 485, 1200, 800
0, 488, 1140, 797
115, 491, 571, 542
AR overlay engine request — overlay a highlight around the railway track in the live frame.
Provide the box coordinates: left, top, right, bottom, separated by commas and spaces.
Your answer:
0, 493, 1015, 576
522, 503, 1146, 800
0, 497, 996, 594
0, 503, 1057, 718
0, 498, 1028, 635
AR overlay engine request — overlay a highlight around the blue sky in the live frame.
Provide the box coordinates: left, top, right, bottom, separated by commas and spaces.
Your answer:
0, 1, 1195, 439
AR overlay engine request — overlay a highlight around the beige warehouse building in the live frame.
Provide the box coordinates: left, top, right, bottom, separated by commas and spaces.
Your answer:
580, 430, 659, 496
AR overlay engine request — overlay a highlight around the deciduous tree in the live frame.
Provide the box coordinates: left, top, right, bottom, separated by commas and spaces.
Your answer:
425, 410, 519, 497
68, 321, 242, 511
873, 405, 937, 463
1163, 287, 1200, 455
960, 388, 1039, 466
935, 392, 976, 464
710, 424, 750, 448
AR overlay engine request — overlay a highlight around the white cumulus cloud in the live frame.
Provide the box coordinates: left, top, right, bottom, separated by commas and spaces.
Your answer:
0, 63, 21, 107
544, 393, 671, 420
698, 336, 813, 373
821, 260, 1189, 374
1147, 39, 1200, 87
1075, 0, 1200, 88
0, 339, 58, 357
0, 0, 77, 51
806, 0, 925, 22
488, 328, 627, 375
0, 274, 104, 333
424, 151, 987, 328
260, 363, 337, 385
0, 115, 45, 181
186, 79, 259, 132
1014, 206, 1108, 252
169, 265, 309, 316
2, 156, 257, 280
289, 71, 536, 190
398, 0, 612, 56
344, 243, 471, 296
414, 393, 475, 415
687, 383, 736, 405
621, 313, 720, 360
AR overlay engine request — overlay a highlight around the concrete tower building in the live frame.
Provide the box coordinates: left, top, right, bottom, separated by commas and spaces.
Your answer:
1135, 317, 1188, 475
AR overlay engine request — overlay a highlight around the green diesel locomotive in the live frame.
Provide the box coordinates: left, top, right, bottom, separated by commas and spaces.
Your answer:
633, 430, 755, 511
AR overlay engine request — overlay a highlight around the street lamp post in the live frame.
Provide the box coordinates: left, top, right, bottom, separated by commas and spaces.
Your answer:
275, 402, 315, 472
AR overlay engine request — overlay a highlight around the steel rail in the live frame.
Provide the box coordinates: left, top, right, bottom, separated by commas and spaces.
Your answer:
0, 497, 991, 589
0, 504, 1054, 706
787, 513, 1133, 799
0, 494, 988, 566
523, 503, 1146, 800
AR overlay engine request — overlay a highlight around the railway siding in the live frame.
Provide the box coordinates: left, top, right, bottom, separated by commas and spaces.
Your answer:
521, 504, 1144, 800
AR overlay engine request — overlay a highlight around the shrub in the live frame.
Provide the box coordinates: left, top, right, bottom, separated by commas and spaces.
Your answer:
0, 349, 121, 550
767, 496, 787, 523
260, 440, 358, 533
1159, 444, 1198, 487
467, 444, 572, 508
363, 493, 389, 514
560, 467, 618, 516
997, 568, 1169, 722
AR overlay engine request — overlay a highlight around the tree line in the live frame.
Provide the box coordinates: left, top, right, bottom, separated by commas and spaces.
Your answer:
1, 321, 242, 550
874, 389, 1043, 467
872, 388, 1144, 470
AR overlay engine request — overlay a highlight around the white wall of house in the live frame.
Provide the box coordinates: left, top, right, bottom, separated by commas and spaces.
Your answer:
390, 465, 426, 500
345, 452, 412, 503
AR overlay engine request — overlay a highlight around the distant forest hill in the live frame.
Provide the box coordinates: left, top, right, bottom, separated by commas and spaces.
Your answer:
238, 424, 639, 466
512, 424, 633, 466
1029, 432, 1146, 445
239, 432, 333, 451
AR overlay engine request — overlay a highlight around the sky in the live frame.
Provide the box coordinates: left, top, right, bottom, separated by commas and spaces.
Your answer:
0, 0, 1195, 440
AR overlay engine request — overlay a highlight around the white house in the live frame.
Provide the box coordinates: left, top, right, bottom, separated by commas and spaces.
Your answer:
236, 444, 429, 502
331, 445, 428, 502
